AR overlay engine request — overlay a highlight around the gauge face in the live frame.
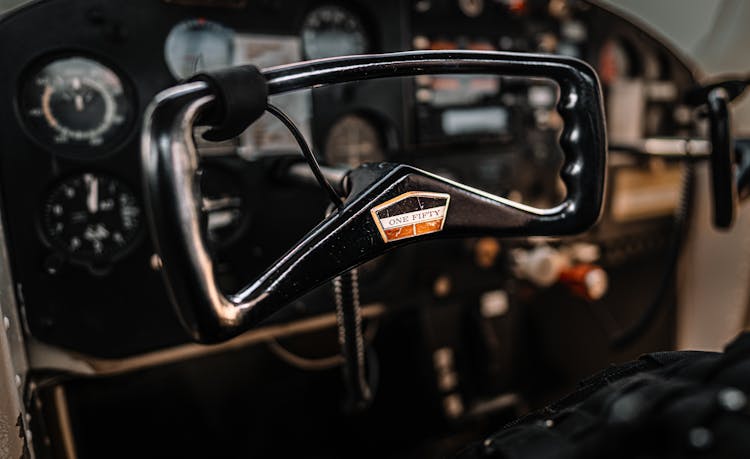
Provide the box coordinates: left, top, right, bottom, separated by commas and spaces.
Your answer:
19, 57, 133, 158
302, 5, 369, 60
324, 115, 384, 168
165, 19, 235, 80
42, 174, 142, 264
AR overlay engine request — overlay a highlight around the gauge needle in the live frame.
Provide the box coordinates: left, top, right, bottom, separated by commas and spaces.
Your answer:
193, 54, 204, 74
85, 174, 99, 214
75, 94, 84, 111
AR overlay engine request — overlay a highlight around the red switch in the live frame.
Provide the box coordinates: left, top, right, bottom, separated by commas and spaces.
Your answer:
559, 264, 609, 301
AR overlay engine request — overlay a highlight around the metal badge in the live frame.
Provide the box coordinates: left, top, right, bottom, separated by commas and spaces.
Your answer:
370, 191, 450, 243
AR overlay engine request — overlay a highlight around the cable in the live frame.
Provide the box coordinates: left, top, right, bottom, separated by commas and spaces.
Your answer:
610, 160, 695, 349
266, 338, 345, 370
265, 103, 344, 208
265, 318, 381, 371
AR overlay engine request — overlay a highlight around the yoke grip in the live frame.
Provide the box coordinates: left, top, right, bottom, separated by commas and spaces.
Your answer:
143, 51, 607, 343
189, 65, 268, 141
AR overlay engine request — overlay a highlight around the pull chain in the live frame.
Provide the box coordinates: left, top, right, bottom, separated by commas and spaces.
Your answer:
333, 268, 373, 411
268, 103, 373, 410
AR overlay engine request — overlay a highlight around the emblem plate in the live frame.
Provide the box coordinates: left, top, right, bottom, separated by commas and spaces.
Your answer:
370, 191, 450, 243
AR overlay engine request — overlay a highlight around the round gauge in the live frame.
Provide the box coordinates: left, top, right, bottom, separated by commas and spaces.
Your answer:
42, 173, 142, 265
165, 19, 235, 80
324, 115, 384, 168
19, 57, 134, 158
302, 5, 369, 60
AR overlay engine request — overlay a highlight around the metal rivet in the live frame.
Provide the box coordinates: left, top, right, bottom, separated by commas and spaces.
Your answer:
544, 419, 555, 428
3, 316, 9, 330
688, 427, 713, 450
717, 388, 747, 412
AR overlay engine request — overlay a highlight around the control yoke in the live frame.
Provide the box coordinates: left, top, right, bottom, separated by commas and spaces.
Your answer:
142, 51, 607, 343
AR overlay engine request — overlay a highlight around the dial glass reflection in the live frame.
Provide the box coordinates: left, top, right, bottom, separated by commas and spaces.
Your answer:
164, 19, 235, 79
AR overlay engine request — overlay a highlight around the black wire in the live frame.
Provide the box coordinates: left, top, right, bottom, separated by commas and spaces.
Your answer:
610, 160, 695, 349
265, 103, 344, 209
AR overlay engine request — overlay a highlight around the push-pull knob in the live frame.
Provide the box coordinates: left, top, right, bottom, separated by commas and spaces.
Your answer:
558, 263, 609, 301
512, 245, 567, 287
513, 245, 608, 301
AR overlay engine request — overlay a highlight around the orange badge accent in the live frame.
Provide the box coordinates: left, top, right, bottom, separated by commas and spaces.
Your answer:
370, 192, 450, 243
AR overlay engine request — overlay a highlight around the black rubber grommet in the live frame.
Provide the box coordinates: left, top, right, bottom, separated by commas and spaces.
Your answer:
189, 65, 268, 141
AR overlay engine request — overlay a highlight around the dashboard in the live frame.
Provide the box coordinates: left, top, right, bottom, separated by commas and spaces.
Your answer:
0, 0, 697, 363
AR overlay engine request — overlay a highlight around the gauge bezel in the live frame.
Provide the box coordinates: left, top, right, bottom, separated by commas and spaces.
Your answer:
37, 171, 146, 270
300, 2, 375, 61
15, 51, 138, 161
163, 18, 237, 81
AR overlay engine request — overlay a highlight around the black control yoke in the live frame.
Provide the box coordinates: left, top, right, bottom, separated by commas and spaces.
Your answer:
142, 51, 607, 343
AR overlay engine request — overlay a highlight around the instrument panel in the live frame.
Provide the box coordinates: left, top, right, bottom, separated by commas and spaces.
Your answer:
0, 0, 697, 358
